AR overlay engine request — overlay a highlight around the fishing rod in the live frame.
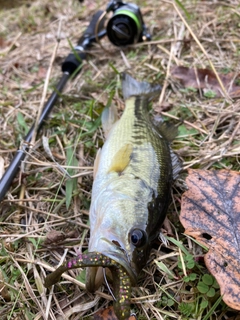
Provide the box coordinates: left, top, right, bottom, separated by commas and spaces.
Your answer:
0, 10, 106, 202
0, 0, 151, 202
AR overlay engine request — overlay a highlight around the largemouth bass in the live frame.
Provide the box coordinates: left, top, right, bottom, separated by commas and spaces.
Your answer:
44, 73, 181, 320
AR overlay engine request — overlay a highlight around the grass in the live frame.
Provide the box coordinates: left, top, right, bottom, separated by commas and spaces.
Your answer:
0, 0, 240, 319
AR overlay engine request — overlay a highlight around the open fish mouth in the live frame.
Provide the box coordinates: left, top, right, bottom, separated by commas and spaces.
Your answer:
44, 251, 134, 320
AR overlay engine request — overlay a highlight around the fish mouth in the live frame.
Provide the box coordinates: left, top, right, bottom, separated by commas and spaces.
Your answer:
102, 250, 137, 282
87, 237, 137, 291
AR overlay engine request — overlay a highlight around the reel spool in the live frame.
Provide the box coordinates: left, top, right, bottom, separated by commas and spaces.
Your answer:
107, 3, 142, 46
106, 1, 150, 46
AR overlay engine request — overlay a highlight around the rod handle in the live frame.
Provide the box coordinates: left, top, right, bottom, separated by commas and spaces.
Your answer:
62, 10, 106, 75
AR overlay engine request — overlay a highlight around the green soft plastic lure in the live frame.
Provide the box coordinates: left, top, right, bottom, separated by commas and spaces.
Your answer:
45, 252, 131, 320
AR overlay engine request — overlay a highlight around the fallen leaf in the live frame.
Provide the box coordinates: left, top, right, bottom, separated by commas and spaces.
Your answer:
43, 230, 78, 245
180, 169, 240, 310
171, 66, 240, 98
44, 230, 65, 245
37, 66, 47, 79
93, 306, 136, 320
154, 101, 173, 113
0, 37, 7, 49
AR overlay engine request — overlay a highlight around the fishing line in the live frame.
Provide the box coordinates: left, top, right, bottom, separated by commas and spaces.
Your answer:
103, 268, 116, 301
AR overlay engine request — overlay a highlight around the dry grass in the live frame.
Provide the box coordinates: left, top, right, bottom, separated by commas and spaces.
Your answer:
0, 0, 240, 319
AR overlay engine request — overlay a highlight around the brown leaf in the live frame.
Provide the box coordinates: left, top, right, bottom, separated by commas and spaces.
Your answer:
44, 230, 65, 245
93, 306, 136, 320
0, 36, 7, 49
36, 66, 47, 79
154, 101, 173, 113
180, 169, 240, 310
171, 66, 240, 98
43, 230, 78, 245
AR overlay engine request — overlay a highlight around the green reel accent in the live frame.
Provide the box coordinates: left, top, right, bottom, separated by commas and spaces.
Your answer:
115, 9, 141, 32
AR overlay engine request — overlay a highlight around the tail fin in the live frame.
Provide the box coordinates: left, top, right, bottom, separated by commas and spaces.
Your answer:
121, 73, 161, 100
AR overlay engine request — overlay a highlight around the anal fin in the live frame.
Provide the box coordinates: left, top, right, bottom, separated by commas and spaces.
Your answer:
170, 148, 182, 180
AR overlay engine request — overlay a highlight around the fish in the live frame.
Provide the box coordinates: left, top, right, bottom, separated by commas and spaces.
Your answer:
44, 73, 181, 320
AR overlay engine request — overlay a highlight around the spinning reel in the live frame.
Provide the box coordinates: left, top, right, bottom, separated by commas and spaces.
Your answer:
106, 0, 151, 46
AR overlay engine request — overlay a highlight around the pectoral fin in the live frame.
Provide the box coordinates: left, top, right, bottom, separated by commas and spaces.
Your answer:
101, 104, 118, 138
108, 144, 133, 173
153, 119, 179, 142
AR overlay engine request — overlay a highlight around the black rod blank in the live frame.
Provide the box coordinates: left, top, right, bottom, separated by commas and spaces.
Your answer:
0, 10, 106, 202
0, 72, 69, 202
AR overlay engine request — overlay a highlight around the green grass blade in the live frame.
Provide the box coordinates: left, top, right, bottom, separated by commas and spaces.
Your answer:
175, 0, 191, 19
165, 236, 189, 255
17, 111, 29, 135
202, 295, 222, 320
65, 145, 78, 209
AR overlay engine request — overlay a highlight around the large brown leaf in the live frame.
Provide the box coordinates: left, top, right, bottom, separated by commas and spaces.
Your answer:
180, 169, 240, 310
171, 66, 240, 98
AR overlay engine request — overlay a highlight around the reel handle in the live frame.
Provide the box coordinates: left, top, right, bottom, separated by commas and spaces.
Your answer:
80, 10, 106, 42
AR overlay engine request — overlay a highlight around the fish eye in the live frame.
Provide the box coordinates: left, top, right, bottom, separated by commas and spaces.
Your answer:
129, 229, 146, 248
